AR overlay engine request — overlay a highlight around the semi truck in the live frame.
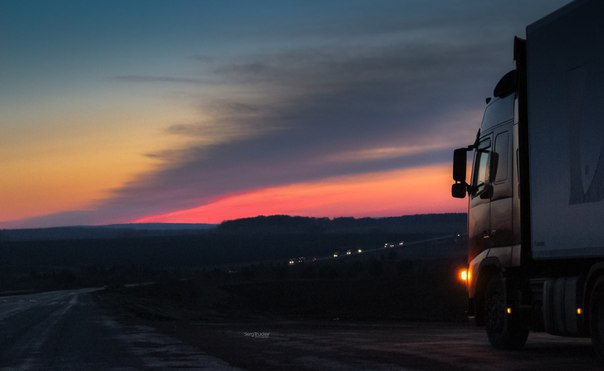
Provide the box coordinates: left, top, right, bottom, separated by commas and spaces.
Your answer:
451, 0, 604, 360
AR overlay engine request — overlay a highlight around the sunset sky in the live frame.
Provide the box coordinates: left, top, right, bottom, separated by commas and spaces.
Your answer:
1, 0, 570, 228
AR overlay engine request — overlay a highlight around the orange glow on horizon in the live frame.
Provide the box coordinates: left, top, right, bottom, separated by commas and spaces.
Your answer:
1, 95, 199, 222
135, 163, 466, 224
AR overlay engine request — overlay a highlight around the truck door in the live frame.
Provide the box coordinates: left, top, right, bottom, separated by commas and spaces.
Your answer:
469, 137, 493, 261
489, 129, 513, 249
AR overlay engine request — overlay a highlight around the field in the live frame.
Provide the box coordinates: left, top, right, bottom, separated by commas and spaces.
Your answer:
97, 246, 468, 323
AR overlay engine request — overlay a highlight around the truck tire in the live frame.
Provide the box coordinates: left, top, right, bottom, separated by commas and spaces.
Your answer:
484, 274, 529, 349
590, 277, 604, 363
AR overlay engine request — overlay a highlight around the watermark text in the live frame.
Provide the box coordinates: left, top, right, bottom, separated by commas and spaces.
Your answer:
243, 331, 270, 339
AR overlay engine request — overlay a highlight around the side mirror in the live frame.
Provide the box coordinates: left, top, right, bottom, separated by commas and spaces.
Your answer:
453, 148, 467, 182
452, 183, 467, 198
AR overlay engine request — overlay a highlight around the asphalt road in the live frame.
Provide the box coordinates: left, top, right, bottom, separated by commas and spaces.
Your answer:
156, 319, 602, 371
0, 289, 239, 370
1, 288, 602, 370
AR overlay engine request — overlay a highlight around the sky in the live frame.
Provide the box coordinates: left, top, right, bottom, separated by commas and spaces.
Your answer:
1, 0, 571, 228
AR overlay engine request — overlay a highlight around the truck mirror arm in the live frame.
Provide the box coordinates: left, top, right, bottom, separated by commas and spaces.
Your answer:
472, 129, 481, 149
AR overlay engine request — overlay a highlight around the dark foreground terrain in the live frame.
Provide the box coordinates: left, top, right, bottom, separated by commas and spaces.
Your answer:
94, 258, 603, 370
135, 318, 601, 371
0, 289, 239, 369
1, 217, 601, 369
1, 288, 600, 370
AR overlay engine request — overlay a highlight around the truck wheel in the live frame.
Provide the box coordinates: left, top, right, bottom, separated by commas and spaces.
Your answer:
484, 274, 528, 349
590, 277, 604, 363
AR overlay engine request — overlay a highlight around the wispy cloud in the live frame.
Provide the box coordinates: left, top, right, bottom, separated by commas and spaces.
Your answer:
7, 0, 572, 228
112, 75, 207, 85
327, 143, 454, 163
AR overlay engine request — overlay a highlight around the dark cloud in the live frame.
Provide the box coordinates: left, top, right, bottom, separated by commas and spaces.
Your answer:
99, 41, 503, 219
112, 75, 207, 85
189, 55, 215, 63
11, 1, 571, 227
201, 101, 262, 116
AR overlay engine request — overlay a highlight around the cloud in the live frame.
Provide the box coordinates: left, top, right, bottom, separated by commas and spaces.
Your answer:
162, 100, 282, 146
8, 0, 572, 228
112, 75, 207, 85
87, 41, 494, 220
327, 143, 453, 163
189, 55, 215, 64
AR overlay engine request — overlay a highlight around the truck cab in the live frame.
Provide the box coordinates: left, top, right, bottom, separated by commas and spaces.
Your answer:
450, 0, 604, 359
452, 65, 532, 349
468, 93, 517, 267
454, 82, 520, 313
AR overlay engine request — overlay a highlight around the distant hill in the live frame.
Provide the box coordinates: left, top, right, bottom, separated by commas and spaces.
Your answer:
1, 223, 216, 241
0, 214, 466, 241
217, 214, 466, 235
0, 213, 467, 293
105, 223, 216, 231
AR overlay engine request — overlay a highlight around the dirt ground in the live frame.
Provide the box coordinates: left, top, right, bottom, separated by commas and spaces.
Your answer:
96, 278, 602, 370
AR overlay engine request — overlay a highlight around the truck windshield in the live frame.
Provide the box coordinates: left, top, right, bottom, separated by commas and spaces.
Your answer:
481, 95, 515, 130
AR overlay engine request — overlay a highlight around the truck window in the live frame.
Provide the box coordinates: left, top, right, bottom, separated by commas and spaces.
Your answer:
472, 139, 491, 196
494, 132, 509, 183
481, 95, 514, 131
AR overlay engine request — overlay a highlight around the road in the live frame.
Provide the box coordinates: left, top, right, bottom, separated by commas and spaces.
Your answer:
0, 289, 239, 370
155, 319, 602, 370
1, 289, 601, 370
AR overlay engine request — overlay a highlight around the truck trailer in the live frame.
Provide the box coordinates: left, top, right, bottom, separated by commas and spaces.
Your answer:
451, 0, 604, 360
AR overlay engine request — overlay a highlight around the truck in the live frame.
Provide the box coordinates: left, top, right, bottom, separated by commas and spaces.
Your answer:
451, 0, 604, 360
